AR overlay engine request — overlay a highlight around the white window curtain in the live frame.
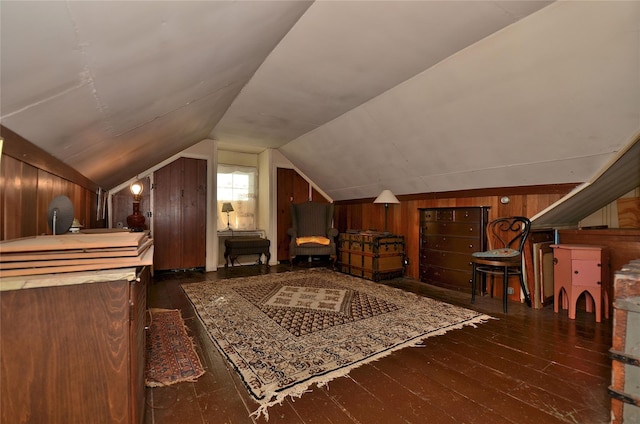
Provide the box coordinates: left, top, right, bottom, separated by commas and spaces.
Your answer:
217, 164, 257, 231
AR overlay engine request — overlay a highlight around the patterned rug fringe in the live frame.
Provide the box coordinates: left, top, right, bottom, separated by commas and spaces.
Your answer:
249, 313, 489, 421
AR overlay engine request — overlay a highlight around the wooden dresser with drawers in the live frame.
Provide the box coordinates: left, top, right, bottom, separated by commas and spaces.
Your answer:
419, 207, 489, 292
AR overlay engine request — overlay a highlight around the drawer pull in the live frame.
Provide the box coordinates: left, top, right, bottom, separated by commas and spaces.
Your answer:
574, 270, 579, 274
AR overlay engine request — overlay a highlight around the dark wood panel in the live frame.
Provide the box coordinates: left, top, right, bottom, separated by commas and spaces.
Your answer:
1, 155, 38, 239
276, 168, 295, 262
292, 172, 310, 203
35, 169, 79, 235
131, 268, 149, 424
1, 280, 130, 423
154, 159, 184, 270
181, 158, 207, 269
21, 161, 39, 237
1, 125, 99, 192
154, 157, 206, 270
1, 145, 100, 240
311, 187, 329, 203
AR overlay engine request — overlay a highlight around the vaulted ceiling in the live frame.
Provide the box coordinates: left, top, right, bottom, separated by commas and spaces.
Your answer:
1, 1, 639, 203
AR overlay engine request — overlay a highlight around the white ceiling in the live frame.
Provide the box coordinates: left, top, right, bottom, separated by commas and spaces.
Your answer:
1, 1, 639, 203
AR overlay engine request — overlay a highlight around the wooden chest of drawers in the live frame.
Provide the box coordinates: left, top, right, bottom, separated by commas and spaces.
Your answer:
419, 207, 489, 291
339, 232, 405, 281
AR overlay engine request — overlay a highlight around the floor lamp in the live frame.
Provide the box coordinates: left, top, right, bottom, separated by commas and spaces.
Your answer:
373, 189, 400, 233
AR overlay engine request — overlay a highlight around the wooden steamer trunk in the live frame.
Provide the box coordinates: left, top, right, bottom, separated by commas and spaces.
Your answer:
610, 259, 640, 424
339, 232, 405, 281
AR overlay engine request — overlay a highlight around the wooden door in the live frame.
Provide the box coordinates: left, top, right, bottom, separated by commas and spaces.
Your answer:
181, 159, 207, 269
276, 168, 329, 262
154, 157, 206, 270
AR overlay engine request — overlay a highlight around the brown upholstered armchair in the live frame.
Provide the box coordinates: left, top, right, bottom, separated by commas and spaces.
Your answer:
288, 201, 338, 269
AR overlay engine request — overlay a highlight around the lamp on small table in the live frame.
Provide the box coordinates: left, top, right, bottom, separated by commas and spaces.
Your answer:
373, 189, 399, 233
221, 202, 234, 230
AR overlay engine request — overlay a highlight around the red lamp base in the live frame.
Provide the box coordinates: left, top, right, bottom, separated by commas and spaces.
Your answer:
127, 202, 146, 231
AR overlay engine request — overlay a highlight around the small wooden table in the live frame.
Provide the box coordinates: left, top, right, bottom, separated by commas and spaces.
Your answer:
224, 238, 270, 267
551, 244, 609, 322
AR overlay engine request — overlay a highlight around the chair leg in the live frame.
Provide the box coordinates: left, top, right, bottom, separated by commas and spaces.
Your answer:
471, 263, 477, 303
489, 275, 495, 298
518, 270, 532, 307
503, 267, 509, 314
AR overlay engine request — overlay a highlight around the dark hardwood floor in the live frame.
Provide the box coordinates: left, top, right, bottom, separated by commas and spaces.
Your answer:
144, 264, 612, 424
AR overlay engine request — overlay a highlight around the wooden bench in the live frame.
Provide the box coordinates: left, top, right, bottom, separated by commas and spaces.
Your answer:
224, 238, 270, 267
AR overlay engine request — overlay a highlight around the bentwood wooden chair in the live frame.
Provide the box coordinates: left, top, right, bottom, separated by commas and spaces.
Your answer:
470, 216, 532, 313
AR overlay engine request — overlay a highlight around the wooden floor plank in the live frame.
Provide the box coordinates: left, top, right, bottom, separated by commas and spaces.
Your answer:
145, 265, 613, 424
422, 331, 608, 424
369, 347, 513, 424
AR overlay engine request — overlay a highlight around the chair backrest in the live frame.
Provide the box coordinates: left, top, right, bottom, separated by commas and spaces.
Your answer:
486, 216, 531, 253
290, 201, 334, 237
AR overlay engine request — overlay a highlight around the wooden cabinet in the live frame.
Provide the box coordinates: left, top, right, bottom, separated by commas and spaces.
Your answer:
339, 232, 404, 281
419, 207, 489, 291
0, 267, 149, 424
154, 157, 207, 270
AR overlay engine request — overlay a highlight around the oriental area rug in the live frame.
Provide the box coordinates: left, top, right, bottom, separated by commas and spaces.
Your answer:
182, 269, 490, 419
145, 308, 205, 387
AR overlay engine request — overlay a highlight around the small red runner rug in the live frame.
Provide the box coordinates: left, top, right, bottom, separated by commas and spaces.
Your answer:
145, 308, 205, 387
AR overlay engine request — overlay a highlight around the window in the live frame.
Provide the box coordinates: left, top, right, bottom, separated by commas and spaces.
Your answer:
217, 164, 257, 231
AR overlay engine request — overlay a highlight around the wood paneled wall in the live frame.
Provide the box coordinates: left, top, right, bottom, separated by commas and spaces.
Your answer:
1, 126, 101, 240
334, 184, 578, 280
